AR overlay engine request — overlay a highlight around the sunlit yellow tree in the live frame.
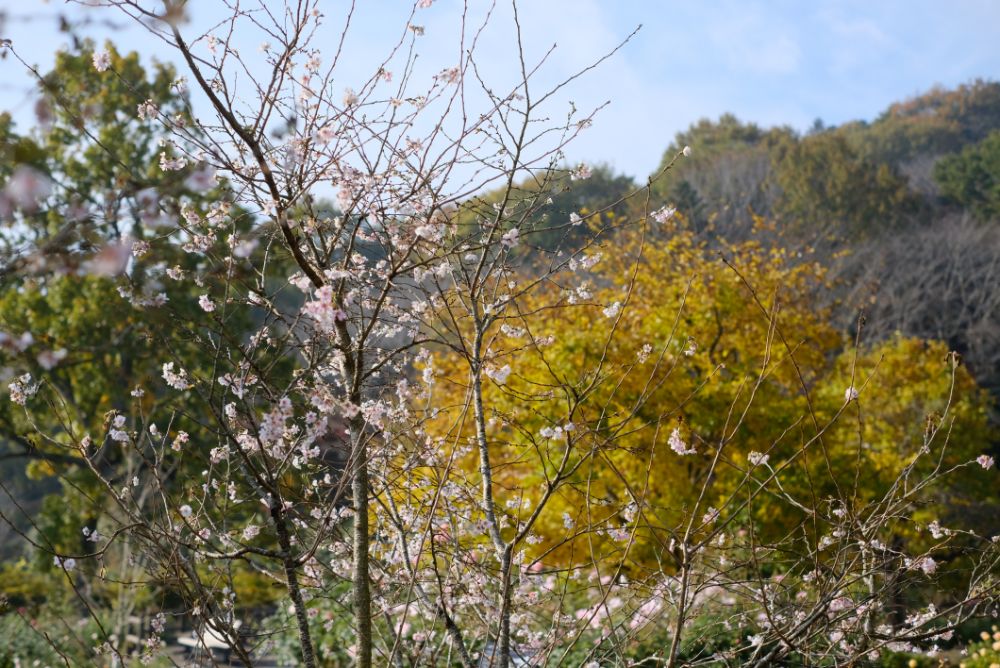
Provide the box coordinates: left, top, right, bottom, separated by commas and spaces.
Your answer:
423, 215, 995, 576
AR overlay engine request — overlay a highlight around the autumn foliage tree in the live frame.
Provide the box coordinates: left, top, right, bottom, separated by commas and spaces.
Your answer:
426, 214, 996, 572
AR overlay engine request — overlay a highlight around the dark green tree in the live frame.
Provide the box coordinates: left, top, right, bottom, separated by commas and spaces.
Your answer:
935, 130, 1000, 220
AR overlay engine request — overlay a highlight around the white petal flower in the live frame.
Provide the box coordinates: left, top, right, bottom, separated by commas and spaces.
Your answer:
92, 50, 111, 72
198, 295, 216, 312
669, 428, 696, 456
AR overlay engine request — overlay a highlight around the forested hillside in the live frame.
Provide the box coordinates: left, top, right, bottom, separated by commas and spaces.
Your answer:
543, 80, 1000, 396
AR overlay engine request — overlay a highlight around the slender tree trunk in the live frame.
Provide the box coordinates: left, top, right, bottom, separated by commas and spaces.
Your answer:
283, 558, 317, 668
666, 560, 690, 668
352, 417, 373, 668
497, 544, 514, 668
273, 506, 317, 667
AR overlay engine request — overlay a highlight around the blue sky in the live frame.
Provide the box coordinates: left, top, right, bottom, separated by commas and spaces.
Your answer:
1, 0, 998, 179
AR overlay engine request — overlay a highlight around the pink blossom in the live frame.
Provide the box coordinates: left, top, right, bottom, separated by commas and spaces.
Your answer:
137, 100, 158, 121
3, 166, 52, 212
570, 163, 592, 181
302, 285, 349, 333
185, 164, 217, 192
912, 556, 937, 575
500, 228, 520, 248
83, 240, 133, 277
36, 349, 67, 370
652, 206, 676, 224
171, 432, 189, 452
828, 596, 853, 613
159, 152, 186, 171
162, 363, 191, 391
8, 373, 37, 406
198, 295, 216, 312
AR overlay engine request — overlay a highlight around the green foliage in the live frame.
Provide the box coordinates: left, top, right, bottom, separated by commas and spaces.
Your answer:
261, 584, 361, 667
0, 560, 69, 612
0, 613, 66, 668
0, 40, 274, 593
38, 41, 192, 211
935, 130, 1000, 220
771, 131, 916, 237
951, 626, 1000, 667
0, 590, 104, 667
454, 164, 639, 255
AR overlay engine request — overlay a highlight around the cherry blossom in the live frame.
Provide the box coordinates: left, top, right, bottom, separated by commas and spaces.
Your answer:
198, 295, 216, 312
8, 373, 37, 406
669, 428, 696, 455
162, 362, 191, 390
92, 50, 111, 72
652, 206, 676, 224
570, 163, 592, 181
485, 365, 511, 385
54, 557, 77, 571
36, 349, 67, 370
159, 151, 187, 171
137, 99, 158, 121
3, 166, 52, 212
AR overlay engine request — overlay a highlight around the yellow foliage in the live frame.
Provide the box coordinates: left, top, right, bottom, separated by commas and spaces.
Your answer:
418, 220, 995, 574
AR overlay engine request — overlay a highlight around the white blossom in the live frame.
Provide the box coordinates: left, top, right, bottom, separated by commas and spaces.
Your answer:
162, 362, 191, 391
198, 295, 216, 312
485, 364, 511, 385
652, 206, 676, 224
669, 428, 696, 456
92, 50, 111, 72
